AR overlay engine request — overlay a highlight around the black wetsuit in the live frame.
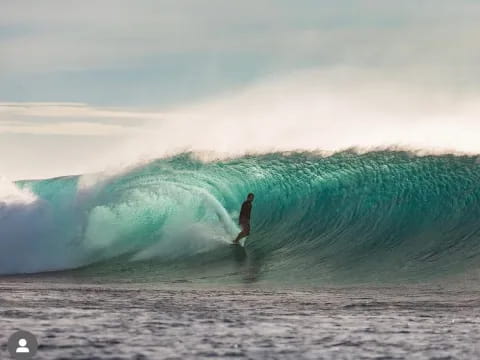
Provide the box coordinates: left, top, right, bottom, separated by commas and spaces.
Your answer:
239, 200, 252, 235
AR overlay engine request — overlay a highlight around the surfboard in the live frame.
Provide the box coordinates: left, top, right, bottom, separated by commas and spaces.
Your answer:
231, 238, 246, 247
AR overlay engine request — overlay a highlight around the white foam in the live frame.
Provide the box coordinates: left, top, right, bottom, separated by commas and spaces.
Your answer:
0, 177, 37, 205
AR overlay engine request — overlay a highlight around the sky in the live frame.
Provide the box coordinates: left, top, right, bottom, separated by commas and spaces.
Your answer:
2, 0, 480, 179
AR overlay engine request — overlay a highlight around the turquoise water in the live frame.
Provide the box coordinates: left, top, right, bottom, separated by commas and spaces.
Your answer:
2, 150, 480, 284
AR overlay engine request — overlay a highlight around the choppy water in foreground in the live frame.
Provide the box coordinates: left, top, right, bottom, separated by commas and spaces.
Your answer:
1, 279, 479, 359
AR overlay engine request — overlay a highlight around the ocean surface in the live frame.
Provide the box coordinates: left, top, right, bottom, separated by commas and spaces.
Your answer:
1, 279, 479, 359
2, 150, 480, 358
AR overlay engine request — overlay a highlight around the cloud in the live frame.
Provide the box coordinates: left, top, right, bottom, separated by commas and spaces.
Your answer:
0, 102, 163, 135
0, 121, 139, 136
2, 0, 480, 79
2, 0, 480, 111
0, 102, 164, 120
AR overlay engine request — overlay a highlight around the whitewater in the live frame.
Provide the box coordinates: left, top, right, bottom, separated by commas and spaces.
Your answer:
2, 150, 480, 285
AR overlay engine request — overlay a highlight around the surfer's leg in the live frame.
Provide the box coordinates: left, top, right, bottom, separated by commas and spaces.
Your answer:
234, 230, 246, 243
234, 223, 250, 243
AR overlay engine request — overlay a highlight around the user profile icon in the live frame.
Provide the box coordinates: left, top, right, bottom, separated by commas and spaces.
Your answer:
7, 330, 38, 360
17, 338, 30, 353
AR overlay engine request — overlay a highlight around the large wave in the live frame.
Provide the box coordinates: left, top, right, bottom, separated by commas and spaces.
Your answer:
2, 150, 480, 284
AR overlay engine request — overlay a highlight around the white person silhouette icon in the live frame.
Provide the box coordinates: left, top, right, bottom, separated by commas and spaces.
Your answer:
7, 330, 38, 359
16, 338, 30, 353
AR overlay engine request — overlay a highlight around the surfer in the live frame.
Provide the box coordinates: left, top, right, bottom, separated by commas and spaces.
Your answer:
234, 193, 254, 244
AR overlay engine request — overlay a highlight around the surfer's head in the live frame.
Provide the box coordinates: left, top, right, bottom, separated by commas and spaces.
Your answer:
247, 193, 254, 202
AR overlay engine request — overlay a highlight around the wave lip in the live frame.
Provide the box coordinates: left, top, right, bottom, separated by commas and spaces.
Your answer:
0, 177, 37, 205
2, 150, 480, 283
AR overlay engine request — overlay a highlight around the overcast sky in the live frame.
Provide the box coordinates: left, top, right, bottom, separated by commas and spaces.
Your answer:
2, 1, 480, 179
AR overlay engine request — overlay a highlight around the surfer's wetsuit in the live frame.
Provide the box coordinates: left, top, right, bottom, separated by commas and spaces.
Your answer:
234, 194, 254, 243
239, 200, 252, 235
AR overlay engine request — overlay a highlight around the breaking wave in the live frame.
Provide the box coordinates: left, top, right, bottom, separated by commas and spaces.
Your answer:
2, 150, 480, 284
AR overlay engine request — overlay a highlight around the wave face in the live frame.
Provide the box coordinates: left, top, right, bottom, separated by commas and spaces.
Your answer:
2, 151, 480, 284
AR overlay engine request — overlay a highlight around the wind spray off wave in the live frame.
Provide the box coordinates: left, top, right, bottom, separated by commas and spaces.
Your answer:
2, 150, 480, 283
